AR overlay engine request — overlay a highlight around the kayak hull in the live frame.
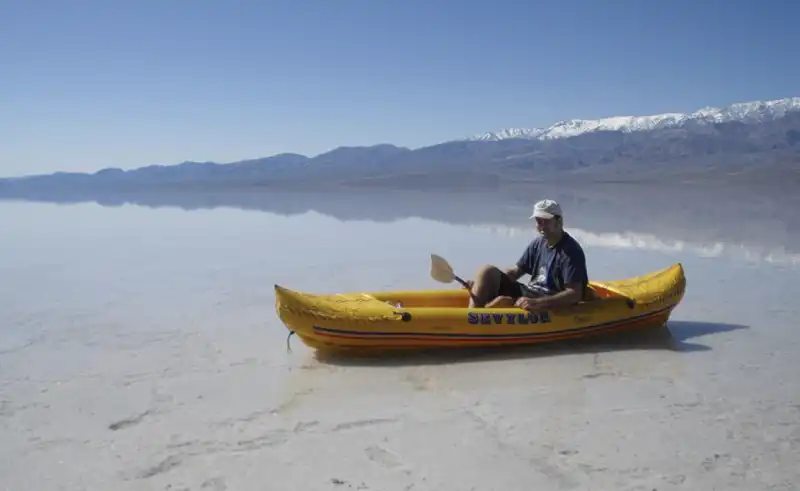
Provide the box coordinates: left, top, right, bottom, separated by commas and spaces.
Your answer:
274, 263, 686, 352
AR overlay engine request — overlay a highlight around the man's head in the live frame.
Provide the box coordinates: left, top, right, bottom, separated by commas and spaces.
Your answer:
529, 199, 564, 240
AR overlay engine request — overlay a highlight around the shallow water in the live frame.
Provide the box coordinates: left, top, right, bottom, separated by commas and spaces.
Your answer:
1, 188, 798, 491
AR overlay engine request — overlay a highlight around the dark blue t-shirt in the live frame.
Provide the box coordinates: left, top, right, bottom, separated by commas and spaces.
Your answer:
516, 232, 588, 296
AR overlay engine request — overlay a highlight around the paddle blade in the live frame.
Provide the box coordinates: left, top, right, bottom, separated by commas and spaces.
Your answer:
430, 253, 455, 283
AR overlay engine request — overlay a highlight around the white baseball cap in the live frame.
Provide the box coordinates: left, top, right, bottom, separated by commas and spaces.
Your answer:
529, 199, 562, 219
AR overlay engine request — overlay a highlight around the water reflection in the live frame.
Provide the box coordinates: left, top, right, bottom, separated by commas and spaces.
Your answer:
471, 225, 800, 266
1, 183, 798, 267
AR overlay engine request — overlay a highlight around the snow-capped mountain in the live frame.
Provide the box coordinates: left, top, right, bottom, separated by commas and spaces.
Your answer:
2, 95, 799, 194
466, 97, 800, 142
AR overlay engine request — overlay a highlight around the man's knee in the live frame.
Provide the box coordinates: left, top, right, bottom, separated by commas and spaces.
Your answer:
475, 264, 502, 278
474, 264, 502, 283
469, 265, 504, 308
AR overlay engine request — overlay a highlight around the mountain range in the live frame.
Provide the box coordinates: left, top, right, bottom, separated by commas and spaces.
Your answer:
2, 96, 799, 195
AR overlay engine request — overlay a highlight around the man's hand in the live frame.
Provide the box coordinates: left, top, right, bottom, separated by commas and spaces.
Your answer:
514, 296, 541, 311
515, 283, 584, 311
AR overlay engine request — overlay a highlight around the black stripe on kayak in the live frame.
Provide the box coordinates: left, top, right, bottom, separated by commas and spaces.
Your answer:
311, 306, 674, 339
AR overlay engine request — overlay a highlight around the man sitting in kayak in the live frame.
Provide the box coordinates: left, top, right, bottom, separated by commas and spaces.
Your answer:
465, 199, 589, 312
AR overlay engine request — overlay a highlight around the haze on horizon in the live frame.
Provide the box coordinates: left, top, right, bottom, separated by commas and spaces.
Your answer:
2, 0, 799, 177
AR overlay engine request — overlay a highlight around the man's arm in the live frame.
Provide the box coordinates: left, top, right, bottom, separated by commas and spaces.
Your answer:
516, 282, 583, 310
504, 264, 525, 281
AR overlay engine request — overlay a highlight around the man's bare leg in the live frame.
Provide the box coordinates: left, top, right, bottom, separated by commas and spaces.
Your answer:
469, 265, 513, 308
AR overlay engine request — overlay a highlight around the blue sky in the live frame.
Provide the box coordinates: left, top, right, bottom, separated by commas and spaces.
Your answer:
2, 0, 799, 176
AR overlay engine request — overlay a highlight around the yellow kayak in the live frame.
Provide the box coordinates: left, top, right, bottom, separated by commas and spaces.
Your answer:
274, 263, 686, 352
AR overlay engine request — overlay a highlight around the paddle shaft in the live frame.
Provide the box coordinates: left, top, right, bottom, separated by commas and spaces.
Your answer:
452, 274, 469, 289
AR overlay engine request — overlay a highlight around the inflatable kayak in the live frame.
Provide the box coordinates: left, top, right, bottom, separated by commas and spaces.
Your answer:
274, 262, 686, 352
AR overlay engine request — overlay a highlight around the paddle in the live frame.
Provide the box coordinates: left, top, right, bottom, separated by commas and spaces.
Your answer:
430, 253, 472, 289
